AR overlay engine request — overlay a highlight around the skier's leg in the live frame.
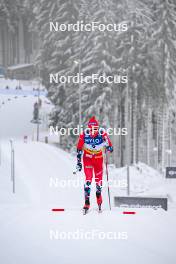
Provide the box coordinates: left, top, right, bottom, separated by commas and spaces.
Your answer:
94, 156, 103, 206
83, 155, 93, 208
84, 181, 91, 208
96, 183, 102, 205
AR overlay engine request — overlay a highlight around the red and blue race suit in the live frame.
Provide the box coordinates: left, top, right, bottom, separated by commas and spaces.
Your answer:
77, 130, 113, 207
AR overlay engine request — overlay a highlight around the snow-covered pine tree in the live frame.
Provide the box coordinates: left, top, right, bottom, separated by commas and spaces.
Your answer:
117, 0, 154, 165
149, 0, 176, 170
31, 0, 176, 169
0, 0, 22, 32
32, 0, 79, 148
56, 0, 122, 150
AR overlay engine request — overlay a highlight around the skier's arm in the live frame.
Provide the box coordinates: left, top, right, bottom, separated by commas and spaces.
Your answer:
76, 133, 84, 171
77, 133, 84, 151
103, 132, 113, 152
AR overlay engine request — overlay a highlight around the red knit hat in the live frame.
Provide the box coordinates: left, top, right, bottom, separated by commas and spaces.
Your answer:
88, 116, 99, 128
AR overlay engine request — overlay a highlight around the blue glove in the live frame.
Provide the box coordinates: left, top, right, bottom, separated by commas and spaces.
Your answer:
106, 146, 113, 153
76, 162, 82, 172
76, 149, 82, 172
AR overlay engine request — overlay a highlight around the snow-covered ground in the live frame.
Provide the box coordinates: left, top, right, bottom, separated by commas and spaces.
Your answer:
0, 77, 45, 91
110, 162, 176, 207
0, 79, 176, 264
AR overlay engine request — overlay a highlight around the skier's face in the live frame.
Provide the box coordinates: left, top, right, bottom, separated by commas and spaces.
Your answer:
90, 125, 99, 136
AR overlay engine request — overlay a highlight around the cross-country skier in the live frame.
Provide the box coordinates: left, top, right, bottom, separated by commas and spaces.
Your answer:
76, 116, 113, 214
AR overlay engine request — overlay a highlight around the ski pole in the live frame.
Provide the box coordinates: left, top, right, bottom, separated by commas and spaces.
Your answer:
105, 149, 111, 210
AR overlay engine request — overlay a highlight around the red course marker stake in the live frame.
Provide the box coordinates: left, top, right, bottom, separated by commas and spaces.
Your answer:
52, 209, 65, 212
123, 211, 136, 215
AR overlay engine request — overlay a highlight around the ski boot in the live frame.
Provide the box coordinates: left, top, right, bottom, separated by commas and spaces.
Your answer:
83, 203, 90, 215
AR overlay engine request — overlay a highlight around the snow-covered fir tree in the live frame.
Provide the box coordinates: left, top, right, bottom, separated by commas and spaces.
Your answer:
30, 0, 176, 168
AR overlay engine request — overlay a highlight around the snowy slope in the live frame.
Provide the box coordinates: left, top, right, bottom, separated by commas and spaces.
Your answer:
0, 95, 52, 139
0, 81, 176, 264
109, 162, 176, 207
0, 140, 176, 264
